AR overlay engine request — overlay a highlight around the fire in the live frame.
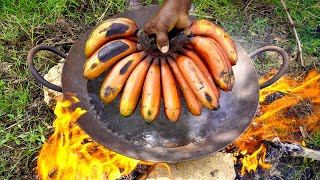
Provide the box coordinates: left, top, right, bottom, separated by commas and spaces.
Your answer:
238, 144, 272, 175
37, 96, 154, 180
37, 70, 320, 178
233, 70, 320, 175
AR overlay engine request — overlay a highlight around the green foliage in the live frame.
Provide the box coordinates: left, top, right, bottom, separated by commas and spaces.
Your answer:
0, 0, 127, 178
307, 130, 320, 149
193, 0, 320, 57
268, 0, 320, 56
0, 0, 68, 43
192, 0, 241, 22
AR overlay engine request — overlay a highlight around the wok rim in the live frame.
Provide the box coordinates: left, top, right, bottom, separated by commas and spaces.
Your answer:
61, 5, 260, 163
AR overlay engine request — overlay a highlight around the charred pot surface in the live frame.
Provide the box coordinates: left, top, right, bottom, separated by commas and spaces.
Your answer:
138, 30, 188, 56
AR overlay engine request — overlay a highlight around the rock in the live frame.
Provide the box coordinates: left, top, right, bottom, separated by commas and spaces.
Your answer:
43, 60, 64, 109
146, 152, 236, 180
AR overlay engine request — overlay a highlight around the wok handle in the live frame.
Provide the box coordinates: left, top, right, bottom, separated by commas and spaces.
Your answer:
27, 45, 66, 92
249, 46, 289, 89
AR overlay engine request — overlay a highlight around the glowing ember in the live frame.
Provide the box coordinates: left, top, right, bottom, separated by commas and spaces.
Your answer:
233, 70, 320, 175
37, 97, 154, 180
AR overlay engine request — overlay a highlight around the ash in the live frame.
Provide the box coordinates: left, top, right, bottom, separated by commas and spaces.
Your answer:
262, 91, 286, 105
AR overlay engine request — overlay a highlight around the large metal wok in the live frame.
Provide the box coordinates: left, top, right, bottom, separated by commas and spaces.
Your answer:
27, 5, 288, 163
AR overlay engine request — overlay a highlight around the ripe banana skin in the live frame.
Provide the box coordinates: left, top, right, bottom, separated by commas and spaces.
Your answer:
190, 36, 233, 91
184, 43, 193, 49
185, 19, 238, 65
81, 17, 241, 122
181, 48, 220, 99
176, 55, 219, 110
120, 56, 153, 117
211, 39, 235, 89
167, 56, 202, 116
85, 18, 138, 58
100, 51, 147, 103
160, 57, 182, 122
83, 39, 137, 80
141, 58, 161, 122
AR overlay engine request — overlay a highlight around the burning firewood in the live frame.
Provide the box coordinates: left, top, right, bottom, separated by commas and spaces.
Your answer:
40, 38, 319, 179
37, 97, 156, 180
267, 141, 320, 161
231, 69, 320, 176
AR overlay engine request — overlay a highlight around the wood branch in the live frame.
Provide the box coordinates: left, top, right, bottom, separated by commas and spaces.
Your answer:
267, 141, 320, 160
244, 0, 254, 12
52, 41, 75, 46
299, 126, 308, 139
280, 0, 304, 67
60, 19, 75, 37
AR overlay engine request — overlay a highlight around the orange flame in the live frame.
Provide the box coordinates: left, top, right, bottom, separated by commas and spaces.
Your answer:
233, 70, 320, 174
37, 97, 154, 180
239, 144, 272, 175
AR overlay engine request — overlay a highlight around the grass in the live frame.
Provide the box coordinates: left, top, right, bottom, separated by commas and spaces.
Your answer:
192, 0, 319, 73
0, 0, 128, 178
277, 155, 320, 180
307, 130, 320, 150
0, 0, 319, 179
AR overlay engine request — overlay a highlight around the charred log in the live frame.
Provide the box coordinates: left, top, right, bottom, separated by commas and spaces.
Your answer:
266, 141, 320, 161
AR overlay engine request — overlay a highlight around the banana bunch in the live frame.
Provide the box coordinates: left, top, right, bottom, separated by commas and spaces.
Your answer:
83, 18, 238, 123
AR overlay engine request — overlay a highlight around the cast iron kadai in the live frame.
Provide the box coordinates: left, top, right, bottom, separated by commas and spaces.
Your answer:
27, 5, 289, 163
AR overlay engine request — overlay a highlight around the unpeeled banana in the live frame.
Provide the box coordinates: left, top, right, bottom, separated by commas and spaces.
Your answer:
83, 18, 238, 123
